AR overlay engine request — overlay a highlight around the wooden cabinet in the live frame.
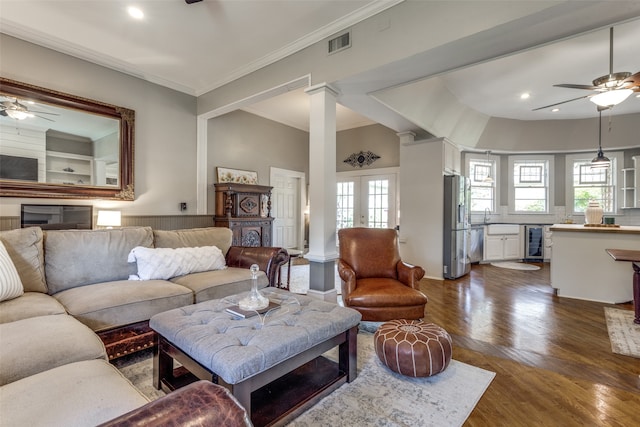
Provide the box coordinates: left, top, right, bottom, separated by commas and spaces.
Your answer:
213, 183, 274, 247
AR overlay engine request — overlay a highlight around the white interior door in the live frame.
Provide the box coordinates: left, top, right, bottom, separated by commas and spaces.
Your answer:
271, 168, 305, 250
337, 170, 398, 232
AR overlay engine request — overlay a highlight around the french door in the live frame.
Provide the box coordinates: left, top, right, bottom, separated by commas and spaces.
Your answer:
337, 171, 398, 232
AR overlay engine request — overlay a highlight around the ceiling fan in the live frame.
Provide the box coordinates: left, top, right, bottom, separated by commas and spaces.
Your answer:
0, 97, 58, 122
533, 27, 639, 112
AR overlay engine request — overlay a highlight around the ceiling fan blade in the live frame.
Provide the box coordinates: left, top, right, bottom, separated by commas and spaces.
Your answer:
532, 95, 591, 111
29, 110, 59, 116
621, 71, 640, 91
34, 114, 55, 122
553, 83, 599, 90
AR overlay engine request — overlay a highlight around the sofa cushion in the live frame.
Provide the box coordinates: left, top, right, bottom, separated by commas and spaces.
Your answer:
45, 227, 154, 294
0, 241, 23, 302
0, 227, 47, 293
170, 266, 268, 303
153, 227, 232, 255
0, 292, 66, 324
0, 359, 149, 427
53, 279, 194, 332
128, 245, 226, 280
0, 314, 107, 385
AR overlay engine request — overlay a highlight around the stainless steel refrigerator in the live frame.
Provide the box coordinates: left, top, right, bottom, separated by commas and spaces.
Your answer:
443, 175, 471, 279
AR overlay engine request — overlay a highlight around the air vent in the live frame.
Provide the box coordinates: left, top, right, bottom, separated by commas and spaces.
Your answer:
328, 31, 351, 54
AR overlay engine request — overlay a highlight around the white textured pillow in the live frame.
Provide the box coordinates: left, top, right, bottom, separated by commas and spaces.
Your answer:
128, 245, 226, 280
0, 240, 24, 302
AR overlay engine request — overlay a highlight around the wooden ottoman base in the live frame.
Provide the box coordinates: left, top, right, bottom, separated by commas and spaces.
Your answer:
374, 319, 452, 377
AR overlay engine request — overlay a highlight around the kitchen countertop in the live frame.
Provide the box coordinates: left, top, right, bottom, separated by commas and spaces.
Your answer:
549, 224, 640, 234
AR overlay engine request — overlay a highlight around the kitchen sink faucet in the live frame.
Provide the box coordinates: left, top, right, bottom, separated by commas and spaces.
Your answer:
484, 208, 491, 224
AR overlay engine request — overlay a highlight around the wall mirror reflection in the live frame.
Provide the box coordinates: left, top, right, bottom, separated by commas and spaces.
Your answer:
0, 78, 135, 200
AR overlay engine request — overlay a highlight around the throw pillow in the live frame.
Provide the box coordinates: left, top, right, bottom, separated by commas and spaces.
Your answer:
128, 245, 226, 280
0, 227, 47, 293
0, 241, 24, 302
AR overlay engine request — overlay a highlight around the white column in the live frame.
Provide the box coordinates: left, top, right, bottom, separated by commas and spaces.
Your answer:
304, 83, 339, 302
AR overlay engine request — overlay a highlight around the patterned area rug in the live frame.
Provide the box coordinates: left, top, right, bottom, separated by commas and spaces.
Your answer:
290, 333, 495, 427
604, 307, 640, 359
490, 261, 540, 271
116, 333, 495, 427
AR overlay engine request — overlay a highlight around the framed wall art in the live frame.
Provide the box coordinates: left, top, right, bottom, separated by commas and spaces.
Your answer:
216, 167, 258, 184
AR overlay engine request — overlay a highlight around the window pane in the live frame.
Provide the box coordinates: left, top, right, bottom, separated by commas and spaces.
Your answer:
572, 158, 615, 213
513, 160, 548, 212
469, 159, 495, 212
337, 182, 354, 230
367, 179, 390, 228
515, 187, 546, 211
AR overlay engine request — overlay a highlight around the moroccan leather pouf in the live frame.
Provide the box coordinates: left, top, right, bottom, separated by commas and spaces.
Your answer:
373, 319, 452, 377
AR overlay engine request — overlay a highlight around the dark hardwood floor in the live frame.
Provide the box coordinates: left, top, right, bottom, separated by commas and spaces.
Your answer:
418, 263, 639, 426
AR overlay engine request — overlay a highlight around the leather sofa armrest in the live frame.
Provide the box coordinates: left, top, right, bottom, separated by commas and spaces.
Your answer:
226, 246, 289, 287
396, 261, 425, 289
98, 380, 252, 427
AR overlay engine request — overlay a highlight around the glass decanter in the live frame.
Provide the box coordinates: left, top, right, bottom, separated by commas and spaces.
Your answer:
238, 264, 269, 311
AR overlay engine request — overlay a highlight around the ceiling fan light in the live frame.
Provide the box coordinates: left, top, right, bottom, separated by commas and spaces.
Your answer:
589, 89, 633, 107
5, 109, 29, 120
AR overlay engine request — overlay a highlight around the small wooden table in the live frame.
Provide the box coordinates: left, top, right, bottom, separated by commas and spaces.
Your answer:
605, 249, 640, 324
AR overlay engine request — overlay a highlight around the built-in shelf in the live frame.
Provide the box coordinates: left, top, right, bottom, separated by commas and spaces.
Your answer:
620, 156, 638, 209
45, 150, 93, 185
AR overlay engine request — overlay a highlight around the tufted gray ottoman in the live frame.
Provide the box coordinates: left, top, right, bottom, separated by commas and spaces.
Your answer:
374, 319, 452, 377
150, 288, 361, 425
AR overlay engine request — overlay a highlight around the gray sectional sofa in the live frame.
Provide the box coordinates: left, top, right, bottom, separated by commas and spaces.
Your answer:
0, 225, 287, 426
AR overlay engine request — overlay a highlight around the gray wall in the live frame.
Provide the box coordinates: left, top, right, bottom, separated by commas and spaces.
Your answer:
0, 34, 197, 216
337, 124, 399, 172
207, 110, 309, 213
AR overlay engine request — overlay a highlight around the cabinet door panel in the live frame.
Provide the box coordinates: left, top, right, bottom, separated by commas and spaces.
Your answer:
484, 235, 504, 260
503, 235, 521, 259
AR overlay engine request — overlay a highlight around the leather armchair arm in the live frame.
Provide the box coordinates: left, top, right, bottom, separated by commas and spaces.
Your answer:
226, 246, 289, 287
397, 261, 426, 289
337, 258, 357, 296
98, 380, 252, 427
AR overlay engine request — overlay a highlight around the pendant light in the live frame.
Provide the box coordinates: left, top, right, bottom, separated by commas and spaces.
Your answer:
482, 150, 494, 183
591, 110, 610, 169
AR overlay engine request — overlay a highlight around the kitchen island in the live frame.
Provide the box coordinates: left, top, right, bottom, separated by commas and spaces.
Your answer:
549, 224, 640, 303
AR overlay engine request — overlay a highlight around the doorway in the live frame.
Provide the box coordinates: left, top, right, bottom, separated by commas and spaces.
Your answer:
270, 167, 306, 251
336, 168, 399, 232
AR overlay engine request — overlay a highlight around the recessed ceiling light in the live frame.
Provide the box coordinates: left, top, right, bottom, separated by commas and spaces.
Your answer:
551, 108, 560, 112
128, 6, 144, 20
520, 93, 530, 100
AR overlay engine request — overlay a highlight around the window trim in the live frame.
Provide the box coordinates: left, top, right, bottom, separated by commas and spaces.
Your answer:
565, 151, 622, 215
507, 155, 554, 215
466, 153, 500, 213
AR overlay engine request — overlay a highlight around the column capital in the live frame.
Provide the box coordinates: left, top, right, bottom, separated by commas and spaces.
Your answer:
304, 83, 340, 97
396, 131, 416, 145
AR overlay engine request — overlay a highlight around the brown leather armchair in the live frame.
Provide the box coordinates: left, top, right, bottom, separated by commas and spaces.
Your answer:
337, 227, 428, 321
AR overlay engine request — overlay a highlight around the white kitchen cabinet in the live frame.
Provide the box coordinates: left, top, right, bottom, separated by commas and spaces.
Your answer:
483, 226, 522, 261
443, 139, 461, 175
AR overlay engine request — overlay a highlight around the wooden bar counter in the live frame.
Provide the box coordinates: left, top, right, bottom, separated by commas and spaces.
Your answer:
605, 249, 640, 324
549, 225, 640, 304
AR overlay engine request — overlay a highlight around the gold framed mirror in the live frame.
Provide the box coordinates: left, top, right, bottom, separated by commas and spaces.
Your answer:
0, 77, 134, 200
